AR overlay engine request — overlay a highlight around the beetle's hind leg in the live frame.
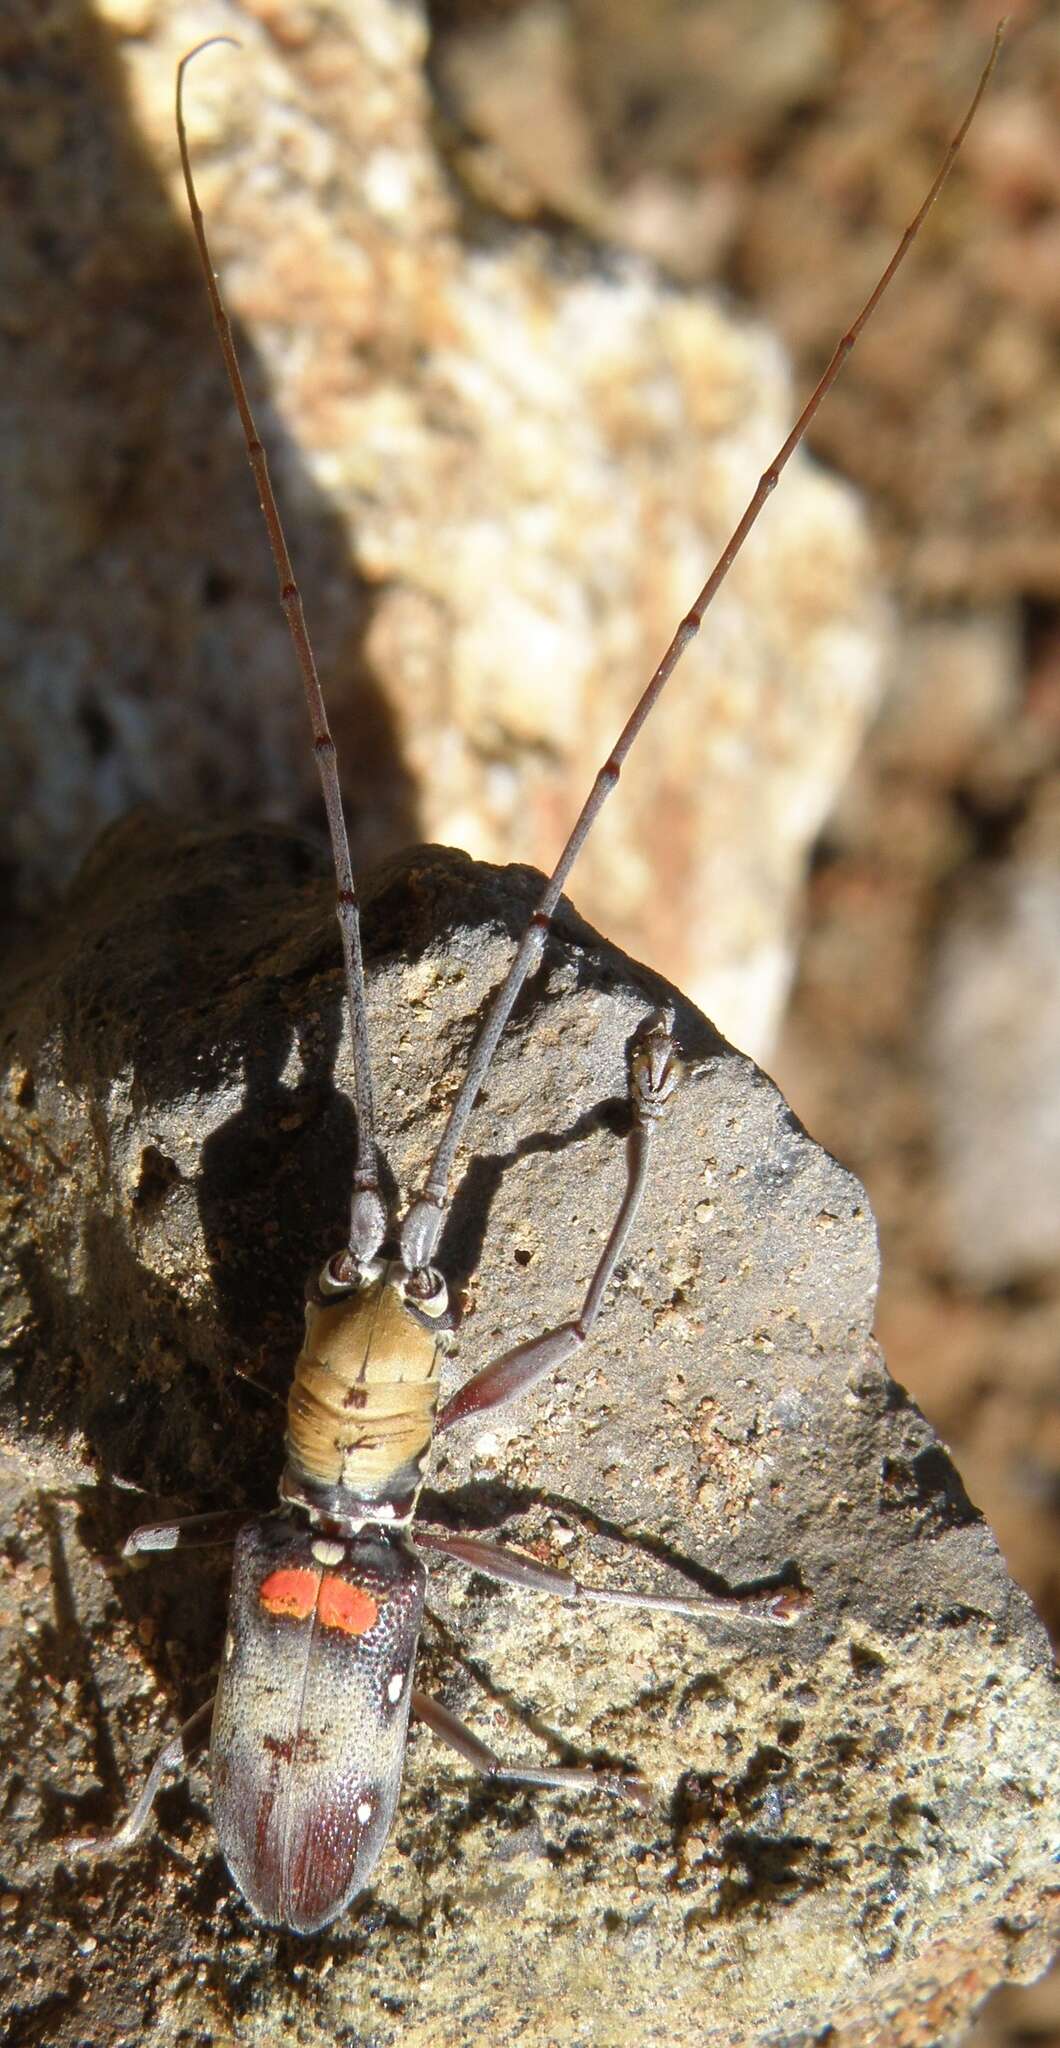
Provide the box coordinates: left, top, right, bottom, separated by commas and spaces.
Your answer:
412, 1689, 650, 1808
67, 1695, 214, 1856
437, 1010, 678, 1432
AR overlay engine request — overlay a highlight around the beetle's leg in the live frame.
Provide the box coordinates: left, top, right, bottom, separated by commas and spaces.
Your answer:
414, 1526, 807, 1625
67, 1695, 214, 1855
412, 1689, 650, 1807
123, 1508, 249, 1557
437, 1011, 677, 1432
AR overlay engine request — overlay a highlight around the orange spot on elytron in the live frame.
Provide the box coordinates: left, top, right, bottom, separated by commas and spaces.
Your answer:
260, 1567, 318, 1620
318, 1576, 379, 1636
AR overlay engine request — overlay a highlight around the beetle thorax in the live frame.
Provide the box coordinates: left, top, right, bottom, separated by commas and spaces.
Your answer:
281, 1261, 442, 1527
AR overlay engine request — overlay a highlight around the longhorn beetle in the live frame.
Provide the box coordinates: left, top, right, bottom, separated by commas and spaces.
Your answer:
81, 31, 1002, 1934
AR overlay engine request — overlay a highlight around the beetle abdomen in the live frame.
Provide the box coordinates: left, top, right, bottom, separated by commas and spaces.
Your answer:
211, 1519, 426, 1934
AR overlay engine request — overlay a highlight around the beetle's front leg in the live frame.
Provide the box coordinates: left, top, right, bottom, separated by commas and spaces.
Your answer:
437, 1011, 678, 1432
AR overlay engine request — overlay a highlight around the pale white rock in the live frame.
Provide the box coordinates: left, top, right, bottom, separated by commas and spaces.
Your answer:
2, 0, 885, 1059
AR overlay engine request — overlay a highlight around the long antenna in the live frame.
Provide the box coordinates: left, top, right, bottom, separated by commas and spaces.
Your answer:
177, 41, 386, 1269
398, 23, 1005, 1277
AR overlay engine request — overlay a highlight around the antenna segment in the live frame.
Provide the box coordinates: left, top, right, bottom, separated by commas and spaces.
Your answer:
176, 41, 387, 1270
397, 23, 1004, 1275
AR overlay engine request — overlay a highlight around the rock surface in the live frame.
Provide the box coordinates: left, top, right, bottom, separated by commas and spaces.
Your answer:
430, 0, 1060, 606
1, 0, 883, 1055
927, 862, 1060, 1289
0, 814, 1055, 2048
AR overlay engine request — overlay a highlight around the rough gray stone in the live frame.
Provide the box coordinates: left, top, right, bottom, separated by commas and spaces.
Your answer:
0, 813, 1055, 2048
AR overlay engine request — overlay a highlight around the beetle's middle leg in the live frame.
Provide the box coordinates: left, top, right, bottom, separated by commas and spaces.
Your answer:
414, 1526, 807, 1626
437, 1010, 678, 1433
122, 1508, 249, 1558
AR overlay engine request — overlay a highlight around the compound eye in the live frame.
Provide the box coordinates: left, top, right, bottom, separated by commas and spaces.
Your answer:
404, 1266, 448, 1320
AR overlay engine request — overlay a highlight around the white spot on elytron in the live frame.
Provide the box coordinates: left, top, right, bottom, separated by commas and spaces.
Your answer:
357, 1799, 372, 1825
224, 1631, 235, 1661
311, 1539, 344, 1566
387, 1671, 405, 1703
